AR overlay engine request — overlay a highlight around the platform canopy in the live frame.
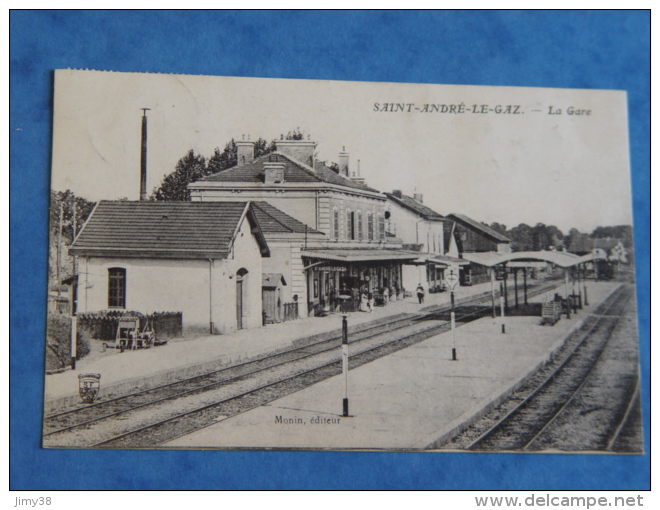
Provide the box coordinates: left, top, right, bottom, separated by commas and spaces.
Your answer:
301, 248, 421, 263
461, 250, 603, 268
408, 253, 470, 267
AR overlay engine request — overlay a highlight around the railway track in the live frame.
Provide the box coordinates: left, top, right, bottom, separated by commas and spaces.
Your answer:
43, 279, 563, 448
438, 284, 640, 452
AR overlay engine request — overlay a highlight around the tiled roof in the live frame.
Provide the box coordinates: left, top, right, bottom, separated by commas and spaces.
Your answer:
70, 201, 269, 258
446, 213, 511, 243
251, 201, 322, 235
386, 192, 445, 221
568, 236, 624, 254
195, 152, 382, 195
593, 238, 622, 251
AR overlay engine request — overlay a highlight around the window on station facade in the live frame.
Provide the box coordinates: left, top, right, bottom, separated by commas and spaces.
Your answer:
347, 210, 355, 240
367, 212, 374, 240
108, 268, 126, 308
378, 214, 385, 240
333, 208, 339, 240
357, 211, 363, 240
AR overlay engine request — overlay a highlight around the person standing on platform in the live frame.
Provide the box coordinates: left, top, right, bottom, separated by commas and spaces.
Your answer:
416, 284, 425, 304
360, 291, 369, 312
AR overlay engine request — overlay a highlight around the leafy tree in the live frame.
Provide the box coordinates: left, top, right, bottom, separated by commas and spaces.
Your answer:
151, 150, 207, 201
564, 227, 581, 249
507, 223, 533, 252
545, 225, 565, 250
489, 222, 508, 236
49, 190, 96, 281
206, 140, 237, 175
284, 127, 305, 140
591, 225, 633, 247
152, 130, 312, 201
49, 190, 96, 242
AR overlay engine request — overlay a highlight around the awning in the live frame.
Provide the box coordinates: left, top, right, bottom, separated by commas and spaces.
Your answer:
302, 249, 421, 263
462, 250, 591, 268
427, 254, 470, 266
461, 252, 506, 267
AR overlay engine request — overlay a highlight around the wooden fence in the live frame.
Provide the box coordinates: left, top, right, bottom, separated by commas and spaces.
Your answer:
282, 302, 298, 322
77, 311, 183, 340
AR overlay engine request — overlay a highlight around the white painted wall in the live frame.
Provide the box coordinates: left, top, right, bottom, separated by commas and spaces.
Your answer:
77, 215, 265, 335
386, 200, 444, 254
262, 242, 307, 318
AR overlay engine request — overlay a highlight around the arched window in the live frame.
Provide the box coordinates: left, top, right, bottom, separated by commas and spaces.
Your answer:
108, 268, 126, 308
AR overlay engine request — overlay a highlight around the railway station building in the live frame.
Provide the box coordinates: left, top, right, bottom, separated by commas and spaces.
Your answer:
445, 213, 512, 286
384, 190, 467, 294
69, 200, 322, 335
188, 138, 419, 316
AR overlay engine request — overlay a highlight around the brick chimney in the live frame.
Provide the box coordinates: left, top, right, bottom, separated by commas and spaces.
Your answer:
338, 147, 349, 177
263, 154, 285, 184
392, 189, 403, 199
275, 138, 317, 167
350, 158, 366, 185
236, 135, 255, 166
413, 193, 424, 203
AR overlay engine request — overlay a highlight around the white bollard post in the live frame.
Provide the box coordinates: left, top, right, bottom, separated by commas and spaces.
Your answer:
71, 315, 78, 370
500, 295, 506, 334
451, 311, 457, 360
341, 314, 349, 417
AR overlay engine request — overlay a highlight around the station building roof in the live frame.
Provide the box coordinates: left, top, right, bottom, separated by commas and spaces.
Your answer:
385, 192, 445, 221
70, 200, 316, 259
446, 213, 512, 243
194, 151, 382, 195
251, 201, 323, 236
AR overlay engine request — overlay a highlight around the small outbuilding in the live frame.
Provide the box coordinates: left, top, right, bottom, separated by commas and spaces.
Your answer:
70, 200, 271, 335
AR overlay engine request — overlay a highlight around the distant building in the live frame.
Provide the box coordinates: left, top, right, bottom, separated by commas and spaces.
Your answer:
446, 213, 512, 285
189, 139, 418, 315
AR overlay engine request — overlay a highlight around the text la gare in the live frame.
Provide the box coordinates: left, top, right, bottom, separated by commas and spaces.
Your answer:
548, 106, 591, 116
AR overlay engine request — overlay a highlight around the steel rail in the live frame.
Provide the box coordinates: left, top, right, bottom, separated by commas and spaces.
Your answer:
43, 314, 418, 437
522, 314, 623, 450
606, 376, 641, 451
465, 285, 627, 450
92, 303, 500, 448
46, 279, 563, 445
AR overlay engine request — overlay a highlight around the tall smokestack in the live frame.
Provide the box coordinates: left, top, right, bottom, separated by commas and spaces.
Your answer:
338, 146, 349, 177
140, 108, 150, 200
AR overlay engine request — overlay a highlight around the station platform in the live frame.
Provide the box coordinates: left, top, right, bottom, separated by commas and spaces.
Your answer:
43, 277, 579, 415
162, 281, 622, 450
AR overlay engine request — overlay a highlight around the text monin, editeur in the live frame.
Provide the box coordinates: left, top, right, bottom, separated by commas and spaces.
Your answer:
275, 415, 341, 425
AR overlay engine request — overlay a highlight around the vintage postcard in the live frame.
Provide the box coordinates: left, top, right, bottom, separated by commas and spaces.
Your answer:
43, 70, 642, 452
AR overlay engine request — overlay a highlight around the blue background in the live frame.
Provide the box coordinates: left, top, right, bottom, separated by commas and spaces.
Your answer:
10, 10, 650, 490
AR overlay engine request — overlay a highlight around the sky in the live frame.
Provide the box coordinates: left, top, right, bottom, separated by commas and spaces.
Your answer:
51, 70, 634, 234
